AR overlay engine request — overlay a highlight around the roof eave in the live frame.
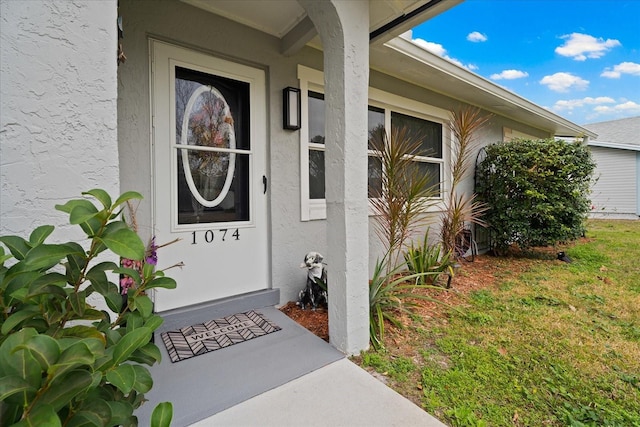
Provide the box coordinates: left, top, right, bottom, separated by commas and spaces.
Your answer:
378, 37, 597, 138
588, 141, 640, 151
369, 0, 464, 44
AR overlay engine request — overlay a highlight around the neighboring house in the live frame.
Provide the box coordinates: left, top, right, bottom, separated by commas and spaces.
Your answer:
584, 116, 640, 219
0, 0, 596, 357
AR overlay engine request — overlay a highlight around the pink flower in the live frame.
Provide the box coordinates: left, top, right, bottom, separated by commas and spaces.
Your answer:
120, 276, 134, 295
120, 236, 159, 295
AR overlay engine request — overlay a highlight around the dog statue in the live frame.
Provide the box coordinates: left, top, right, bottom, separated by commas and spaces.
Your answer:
297, 251, 328, 310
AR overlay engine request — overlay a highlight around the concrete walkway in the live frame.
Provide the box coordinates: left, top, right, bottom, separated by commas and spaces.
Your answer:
195, 358, 446, 427
137, 291, 447, 427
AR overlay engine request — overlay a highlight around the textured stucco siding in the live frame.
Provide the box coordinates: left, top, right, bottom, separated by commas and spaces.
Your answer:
0, 0, 119, 241
117, 1, 554, 306
589, 146, 638, 217
118, 0, 324, 305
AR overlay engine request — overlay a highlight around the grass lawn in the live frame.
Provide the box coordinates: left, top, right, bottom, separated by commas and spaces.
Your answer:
354, 220, 640, 427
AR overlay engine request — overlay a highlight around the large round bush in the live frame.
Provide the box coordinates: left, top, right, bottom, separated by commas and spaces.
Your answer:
476, 138, 595, 253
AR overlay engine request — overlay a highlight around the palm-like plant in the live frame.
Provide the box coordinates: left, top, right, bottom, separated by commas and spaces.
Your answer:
441, 106, 491, 257
369, 125, 439, 272
404, 230, 454, 287
368, 125, 443, 349
369, 253, 446, 350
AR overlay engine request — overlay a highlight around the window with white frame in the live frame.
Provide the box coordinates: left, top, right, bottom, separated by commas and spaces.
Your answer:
299, 65, 449, 221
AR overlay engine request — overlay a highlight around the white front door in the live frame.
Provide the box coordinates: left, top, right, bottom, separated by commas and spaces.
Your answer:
151, 41, 269, 312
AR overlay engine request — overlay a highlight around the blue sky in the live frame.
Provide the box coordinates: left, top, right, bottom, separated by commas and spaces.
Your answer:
410, 0, 640, 125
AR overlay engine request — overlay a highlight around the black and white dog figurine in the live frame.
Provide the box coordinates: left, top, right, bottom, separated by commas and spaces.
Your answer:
297, 251, 328, 310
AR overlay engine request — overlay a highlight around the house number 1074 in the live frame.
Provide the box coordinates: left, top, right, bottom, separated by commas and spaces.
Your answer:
191, 228, 240, 244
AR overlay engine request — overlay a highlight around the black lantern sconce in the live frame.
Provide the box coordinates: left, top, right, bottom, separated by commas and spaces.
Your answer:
283, 87, 301, 130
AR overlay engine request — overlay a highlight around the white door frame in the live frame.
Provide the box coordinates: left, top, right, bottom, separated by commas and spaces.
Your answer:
150, 40, 270, 312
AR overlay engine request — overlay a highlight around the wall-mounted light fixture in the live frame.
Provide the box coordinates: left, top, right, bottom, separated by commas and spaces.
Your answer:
283, 87, 301, 130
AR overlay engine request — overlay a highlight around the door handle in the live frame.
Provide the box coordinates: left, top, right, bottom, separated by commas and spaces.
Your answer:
263, 175, 268, 194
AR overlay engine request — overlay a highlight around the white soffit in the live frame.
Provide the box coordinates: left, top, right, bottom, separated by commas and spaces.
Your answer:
180, 0, 462, 57
181, 0, 449, 41
372, 0, 425, 29
181, 0, 307, 38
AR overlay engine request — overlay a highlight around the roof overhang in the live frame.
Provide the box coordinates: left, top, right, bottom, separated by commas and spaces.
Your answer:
181, 0, 462, 55
368, 0, 464, 44
372, 37, 596, 138
180, 0, 591, 138
588, 141, 640, 151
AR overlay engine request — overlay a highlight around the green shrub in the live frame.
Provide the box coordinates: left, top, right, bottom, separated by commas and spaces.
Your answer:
0, 189, 173, 426
476, 138, 595, 253
369, 253, 446, 350
404, 231, 453, 287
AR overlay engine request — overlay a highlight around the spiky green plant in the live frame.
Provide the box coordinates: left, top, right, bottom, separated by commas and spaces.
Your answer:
369, 252, 448, 350
404, 230, 454, 287
367, 125, 445, 349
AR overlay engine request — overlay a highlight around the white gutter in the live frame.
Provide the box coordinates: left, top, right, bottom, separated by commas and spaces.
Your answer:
588, 140, 640, 152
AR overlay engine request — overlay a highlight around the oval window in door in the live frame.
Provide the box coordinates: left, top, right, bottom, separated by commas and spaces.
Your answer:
180, 85, 236, 208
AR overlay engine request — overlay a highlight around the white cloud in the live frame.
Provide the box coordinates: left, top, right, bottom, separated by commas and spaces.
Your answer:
592, 102, 640, 113
586, 101, 640, 121
490, 69, 529, 80
616, 101, 640, 111
467, 31, 487, 42
601, 62, 640, 78
540, 72, 589, 92
552, 96, 615, 111
600, 70, 619, 79
555, 33, 621, 61
412, 37, 477, 71
412, 38, 447, 56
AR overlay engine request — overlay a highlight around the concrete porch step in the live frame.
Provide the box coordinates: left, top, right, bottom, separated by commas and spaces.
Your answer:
136, 289, 345, 426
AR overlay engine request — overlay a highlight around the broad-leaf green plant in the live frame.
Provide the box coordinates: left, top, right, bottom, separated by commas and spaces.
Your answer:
0, 189, 174, 426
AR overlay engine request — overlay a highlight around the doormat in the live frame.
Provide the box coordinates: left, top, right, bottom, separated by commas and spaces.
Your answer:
161, 310, 281, 363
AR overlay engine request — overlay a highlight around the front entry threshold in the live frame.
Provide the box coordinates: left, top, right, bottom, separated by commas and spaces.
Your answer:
136, 289, 345, 426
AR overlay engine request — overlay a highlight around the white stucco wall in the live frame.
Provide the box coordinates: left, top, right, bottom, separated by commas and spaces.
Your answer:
117, 1, 557, 309
0, 0, 119, 241
118, 0, 326, 305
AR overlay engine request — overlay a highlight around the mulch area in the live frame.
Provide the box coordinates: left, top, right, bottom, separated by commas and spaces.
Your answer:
279, 301, 329, 342
279, 242, 581, 343
278, 259, 495, 343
